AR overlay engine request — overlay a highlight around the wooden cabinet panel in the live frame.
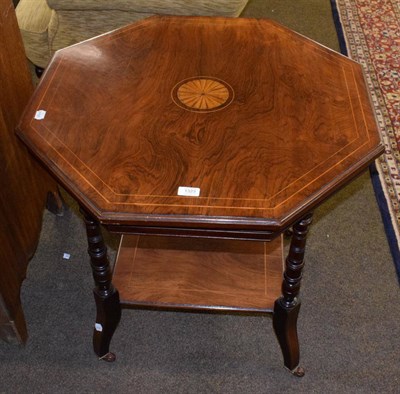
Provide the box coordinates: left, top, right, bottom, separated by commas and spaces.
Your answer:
0, 0, 56, 343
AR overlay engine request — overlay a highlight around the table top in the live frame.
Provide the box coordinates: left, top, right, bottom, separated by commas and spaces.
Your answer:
17, 16, 383, 232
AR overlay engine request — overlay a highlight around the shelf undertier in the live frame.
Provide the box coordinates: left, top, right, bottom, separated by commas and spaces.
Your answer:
113, 235, 284, 312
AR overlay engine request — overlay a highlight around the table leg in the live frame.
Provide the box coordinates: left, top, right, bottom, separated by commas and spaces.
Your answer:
81, 208, 121, 361
273, 212, 313, 377
46, 188, 65, 216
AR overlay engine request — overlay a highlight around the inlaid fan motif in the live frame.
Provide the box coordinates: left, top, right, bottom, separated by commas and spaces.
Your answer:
172, 77, 234, 112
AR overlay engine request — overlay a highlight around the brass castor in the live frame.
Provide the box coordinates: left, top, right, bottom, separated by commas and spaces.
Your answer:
291, 366, 305, 377
99, 352, 116, 362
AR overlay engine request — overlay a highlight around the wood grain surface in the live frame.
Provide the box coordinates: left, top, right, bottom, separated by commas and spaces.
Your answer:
0, 0, 56, 343
16, 16, 383, 231
113, 235, 283, 311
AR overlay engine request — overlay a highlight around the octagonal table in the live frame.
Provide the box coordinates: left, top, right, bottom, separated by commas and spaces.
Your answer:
17, 16, 383, 376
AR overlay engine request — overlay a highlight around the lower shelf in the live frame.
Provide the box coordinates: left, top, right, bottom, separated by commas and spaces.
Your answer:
112, 235, 284, 312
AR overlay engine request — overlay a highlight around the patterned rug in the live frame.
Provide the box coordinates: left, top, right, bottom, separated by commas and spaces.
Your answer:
331, 0, 400, 280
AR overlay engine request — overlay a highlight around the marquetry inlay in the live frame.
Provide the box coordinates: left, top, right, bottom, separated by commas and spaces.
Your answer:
172, 77, 234, 112
17, 16, 383, 224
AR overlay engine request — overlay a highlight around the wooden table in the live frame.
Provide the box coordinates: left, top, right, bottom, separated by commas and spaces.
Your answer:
17, 16, 383, 376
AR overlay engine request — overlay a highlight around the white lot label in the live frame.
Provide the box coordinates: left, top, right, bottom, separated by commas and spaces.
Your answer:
95, 323, 103, 332
177, 186, 200, 197
34, 110, 46, 120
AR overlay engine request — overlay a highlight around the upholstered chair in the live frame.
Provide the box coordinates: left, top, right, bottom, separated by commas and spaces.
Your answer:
16, 0, 249, 71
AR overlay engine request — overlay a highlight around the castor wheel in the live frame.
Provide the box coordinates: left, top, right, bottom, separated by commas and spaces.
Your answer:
98, 352, 116, 362
291, 366, 305, 377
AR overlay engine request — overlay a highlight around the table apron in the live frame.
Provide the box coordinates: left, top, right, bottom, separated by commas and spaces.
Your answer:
104, 224, 277, 241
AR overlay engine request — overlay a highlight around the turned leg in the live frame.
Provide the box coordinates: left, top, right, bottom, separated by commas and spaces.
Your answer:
81, 208, 121, 361
273, 212, 313, 377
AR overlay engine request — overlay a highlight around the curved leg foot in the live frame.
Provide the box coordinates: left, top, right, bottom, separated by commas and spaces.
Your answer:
273, 298, 301, 371
93, 288, 121, 359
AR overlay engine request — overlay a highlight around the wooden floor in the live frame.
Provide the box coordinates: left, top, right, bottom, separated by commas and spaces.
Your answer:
113, 235, 284, 312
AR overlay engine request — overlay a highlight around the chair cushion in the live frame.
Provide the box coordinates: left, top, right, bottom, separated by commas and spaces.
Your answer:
17, 0, 52, 33
17, 0, 249, 68
49, 10, 154, 50
46, 0, 248, 17
16, 0, 54, 67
